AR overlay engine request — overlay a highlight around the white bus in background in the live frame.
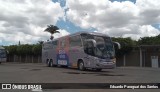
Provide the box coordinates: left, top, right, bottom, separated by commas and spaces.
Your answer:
42, 31, 120, 71
0, 46, 7, 64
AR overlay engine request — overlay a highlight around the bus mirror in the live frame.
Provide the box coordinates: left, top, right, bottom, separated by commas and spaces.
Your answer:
6, 50, 9, 54
113, 42, 121, 49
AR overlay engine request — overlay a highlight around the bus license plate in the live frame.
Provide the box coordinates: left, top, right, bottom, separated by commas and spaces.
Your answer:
58, 60, 67, 65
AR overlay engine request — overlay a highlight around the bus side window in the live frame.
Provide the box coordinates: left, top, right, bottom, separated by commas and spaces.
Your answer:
84, 41, 95, 56
70, 35, 82, 47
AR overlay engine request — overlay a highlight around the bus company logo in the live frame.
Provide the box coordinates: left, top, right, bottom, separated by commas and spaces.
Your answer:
2, 84, 11, 89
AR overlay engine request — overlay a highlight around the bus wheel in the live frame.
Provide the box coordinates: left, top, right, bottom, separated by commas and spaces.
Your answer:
47, 60, 50, 67
49, 60, 53, 67
78, 61, 85, 71
0, 62, 1, 64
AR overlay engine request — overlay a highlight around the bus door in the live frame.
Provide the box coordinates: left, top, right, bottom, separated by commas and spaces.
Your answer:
57, 37, 69, 66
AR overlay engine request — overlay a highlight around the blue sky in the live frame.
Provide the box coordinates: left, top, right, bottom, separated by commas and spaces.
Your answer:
0, 0, 160, 45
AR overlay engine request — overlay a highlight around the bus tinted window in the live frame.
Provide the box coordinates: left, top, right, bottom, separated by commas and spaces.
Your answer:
43, 40, 58, 50
70, 35, 82, 47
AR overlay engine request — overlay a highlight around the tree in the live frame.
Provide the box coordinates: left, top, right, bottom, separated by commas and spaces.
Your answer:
4, 45, 17, 55
16, 44, 33, 56
138, 35, 160, 45
112, 37, 137, 57
44, 25, 60, 40
32, 44, 42, 56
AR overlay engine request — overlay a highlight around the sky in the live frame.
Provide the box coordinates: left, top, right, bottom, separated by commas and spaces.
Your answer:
0, 0, 160, 45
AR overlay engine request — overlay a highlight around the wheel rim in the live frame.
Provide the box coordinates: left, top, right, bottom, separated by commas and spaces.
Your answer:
50, 61, 53, 67
79, 62, 84, 70
47, 61, 50, 66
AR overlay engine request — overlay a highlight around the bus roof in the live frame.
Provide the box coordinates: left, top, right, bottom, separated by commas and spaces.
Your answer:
70, 31, 110, 37
44, 31, 110, 43
50, 31, 110, 41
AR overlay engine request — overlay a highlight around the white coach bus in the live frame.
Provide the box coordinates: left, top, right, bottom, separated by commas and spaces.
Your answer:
42, 31, 120, 71
0, 46, 7, 64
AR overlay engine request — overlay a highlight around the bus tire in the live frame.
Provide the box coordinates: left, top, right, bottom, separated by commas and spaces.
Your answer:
46, 59, 50, 67
78, 60, 85, 71
0, 62, 1, 64
49, 60, 53, 67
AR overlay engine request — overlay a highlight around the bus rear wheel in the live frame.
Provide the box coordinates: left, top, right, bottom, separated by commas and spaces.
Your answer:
49, 60, 53, 67
78, 60, 85, 71
46, 60, 50, 67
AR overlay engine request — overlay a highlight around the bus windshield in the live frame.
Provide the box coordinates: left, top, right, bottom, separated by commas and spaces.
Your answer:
94, 36, 114, 59
81, 33, 115, 59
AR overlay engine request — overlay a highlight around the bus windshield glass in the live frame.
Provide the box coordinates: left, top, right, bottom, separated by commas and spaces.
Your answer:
94, 36, 114, 59
81, 33, 115, 59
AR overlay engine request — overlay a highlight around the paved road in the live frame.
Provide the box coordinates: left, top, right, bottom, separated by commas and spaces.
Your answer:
0, 63, 160, 92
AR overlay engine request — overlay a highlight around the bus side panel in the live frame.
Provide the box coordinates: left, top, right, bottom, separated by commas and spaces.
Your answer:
51, 46, 57, 65
56, 37, 70, 66
68, 46, 86, 68
42, 48, 46, 63
68, 35, 87, 68
42, 42, 57, 64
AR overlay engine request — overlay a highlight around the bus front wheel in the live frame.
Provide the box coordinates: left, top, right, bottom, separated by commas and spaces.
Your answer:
78, 61, 85, 71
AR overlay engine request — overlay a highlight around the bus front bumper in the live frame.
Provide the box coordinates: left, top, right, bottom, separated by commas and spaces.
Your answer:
96, 61, 116, 69
0, 58, 7, 62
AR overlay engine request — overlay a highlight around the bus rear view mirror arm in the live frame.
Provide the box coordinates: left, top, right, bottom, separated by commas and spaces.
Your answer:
113, 42, 121, 49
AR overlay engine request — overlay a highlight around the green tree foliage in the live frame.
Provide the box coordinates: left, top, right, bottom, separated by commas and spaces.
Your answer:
138, 35, 160, 45
4, 45, 17, 55
112, 37, 137, 57
44, 25, 60, 40
16, 44, 33, 55
5, 44, 42, 56
32, 44, 42, 55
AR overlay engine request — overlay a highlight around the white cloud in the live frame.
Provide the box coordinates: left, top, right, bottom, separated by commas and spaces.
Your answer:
0, 0, 69, 45
66, 0, 160, 40
122, 25, 160, 40
53, 29, 70, 39
1, 0, 160, 45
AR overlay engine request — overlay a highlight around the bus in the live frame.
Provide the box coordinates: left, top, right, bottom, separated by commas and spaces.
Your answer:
0, 46, 7, 64
42, 31, 120, 71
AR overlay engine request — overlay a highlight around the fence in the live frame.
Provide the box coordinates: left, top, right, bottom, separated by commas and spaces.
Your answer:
7, 55, 41, 63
